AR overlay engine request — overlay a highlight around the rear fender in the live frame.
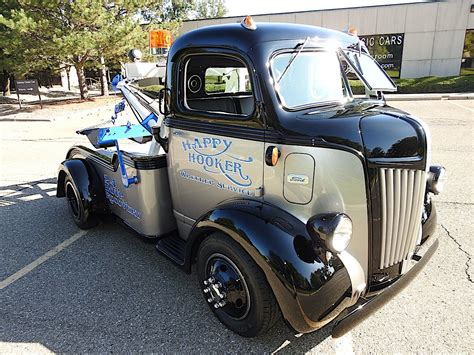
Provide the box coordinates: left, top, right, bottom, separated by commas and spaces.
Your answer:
57, 158, 107, 213
186, 199, 351, 333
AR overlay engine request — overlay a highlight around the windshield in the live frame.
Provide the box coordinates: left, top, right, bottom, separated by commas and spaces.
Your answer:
342, 50, 397, 92
271, 51, 348, 109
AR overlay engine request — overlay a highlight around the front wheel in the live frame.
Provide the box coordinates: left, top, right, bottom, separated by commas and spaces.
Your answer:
64, 175, 98, 229
197, 233, 280, 337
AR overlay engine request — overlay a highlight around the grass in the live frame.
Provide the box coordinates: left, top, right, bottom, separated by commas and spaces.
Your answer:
205, 83, 226, 93
396, 75, 474, 93
350, 75, 474, 95
460, 68, 474, 76
138, 84, 163, 99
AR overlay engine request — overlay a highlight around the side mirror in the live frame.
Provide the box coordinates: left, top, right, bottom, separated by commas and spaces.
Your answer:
159, 88, 171, 116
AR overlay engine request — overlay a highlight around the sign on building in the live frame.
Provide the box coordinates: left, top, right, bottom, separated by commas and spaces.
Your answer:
359, 33, 404, 79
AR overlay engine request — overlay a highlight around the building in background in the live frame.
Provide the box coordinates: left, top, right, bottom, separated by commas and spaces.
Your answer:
180, 0, 474, 79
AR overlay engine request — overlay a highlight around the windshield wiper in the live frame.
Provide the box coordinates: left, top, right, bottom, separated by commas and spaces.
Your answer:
277, 36, 310, 83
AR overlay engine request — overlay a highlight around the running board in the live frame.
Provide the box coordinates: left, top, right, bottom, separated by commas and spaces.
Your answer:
156, 234, 186, 266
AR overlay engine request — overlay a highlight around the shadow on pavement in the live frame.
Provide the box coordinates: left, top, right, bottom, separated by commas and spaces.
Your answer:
0, 178, 334, 352
0, 105, 34, 117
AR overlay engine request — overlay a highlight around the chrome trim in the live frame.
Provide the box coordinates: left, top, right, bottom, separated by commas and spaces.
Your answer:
338, 251, 367, 303
379, 168, 426, 269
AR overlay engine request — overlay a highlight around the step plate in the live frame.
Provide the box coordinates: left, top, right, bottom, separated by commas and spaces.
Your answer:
156, 234, 186, 266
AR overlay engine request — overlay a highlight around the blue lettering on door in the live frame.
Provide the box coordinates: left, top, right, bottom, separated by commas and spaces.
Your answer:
181, 136, 253, 187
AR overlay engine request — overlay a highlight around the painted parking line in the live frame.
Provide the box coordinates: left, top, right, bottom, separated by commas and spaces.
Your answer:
335, 332, 354, 355
448, 101, 474, 112
0, 342, 53, 354
0, 230, 87, 290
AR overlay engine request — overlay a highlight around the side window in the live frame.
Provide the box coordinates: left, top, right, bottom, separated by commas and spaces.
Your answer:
205, 67, 251, 94
184, 54, 254, 116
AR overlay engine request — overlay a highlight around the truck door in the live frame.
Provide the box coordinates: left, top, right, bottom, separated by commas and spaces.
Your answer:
166, 52, 265, 237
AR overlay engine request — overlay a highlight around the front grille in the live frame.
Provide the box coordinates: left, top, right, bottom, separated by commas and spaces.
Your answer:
378, 168, 426, 269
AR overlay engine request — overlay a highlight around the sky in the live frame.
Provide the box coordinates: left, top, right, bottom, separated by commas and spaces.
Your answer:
224, 0, 426, 17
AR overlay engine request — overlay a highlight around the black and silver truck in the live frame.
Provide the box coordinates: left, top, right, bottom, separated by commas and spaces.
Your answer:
56, 17, 447, 338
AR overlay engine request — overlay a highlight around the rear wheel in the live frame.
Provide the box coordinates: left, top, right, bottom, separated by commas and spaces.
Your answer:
197, 232, 280, 337
64, 176, 98, 229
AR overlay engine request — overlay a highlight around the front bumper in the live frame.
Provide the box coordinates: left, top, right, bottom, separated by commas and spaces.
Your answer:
331, 235, 439, 338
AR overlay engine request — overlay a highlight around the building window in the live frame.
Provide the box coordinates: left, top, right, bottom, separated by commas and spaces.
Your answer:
359, 33, 404, 79
461, 29, 474, 75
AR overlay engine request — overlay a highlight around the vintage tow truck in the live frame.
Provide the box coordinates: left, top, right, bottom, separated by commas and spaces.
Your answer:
56, 17, 447, 337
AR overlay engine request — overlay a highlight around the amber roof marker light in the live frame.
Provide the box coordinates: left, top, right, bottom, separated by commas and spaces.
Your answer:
348, 27, 358, 37
241, 15, 257, 31
149, 29, 173, 56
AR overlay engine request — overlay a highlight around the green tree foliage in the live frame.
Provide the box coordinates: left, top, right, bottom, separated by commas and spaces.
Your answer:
0, 0, 226, 98
195, 0, 227, 19
164, 0, 196, 21
0, 0, 161, 98
142, 0, 227, 22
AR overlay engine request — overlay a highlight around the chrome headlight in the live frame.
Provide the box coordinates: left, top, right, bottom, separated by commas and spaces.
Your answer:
306, 213, 353, 253
427, 165, 447, 195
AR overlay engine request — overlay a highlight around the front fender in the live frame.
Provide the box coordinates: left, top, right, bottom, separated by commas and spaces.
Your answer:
56, 158, 106, 213
187, 199, 352, 333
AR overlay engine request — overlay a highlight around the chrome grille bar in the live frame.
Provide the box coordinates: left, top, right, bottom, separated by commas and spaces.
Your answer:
379, 168, 426, 269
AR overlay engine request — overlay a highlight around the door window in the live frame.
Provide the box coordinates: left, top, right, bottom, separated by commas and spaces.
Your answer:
183, 54, 255, 116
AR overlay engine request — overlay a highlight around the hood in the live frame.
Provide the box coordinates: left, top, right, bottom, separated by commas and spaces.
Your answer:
273, 104, 427, 167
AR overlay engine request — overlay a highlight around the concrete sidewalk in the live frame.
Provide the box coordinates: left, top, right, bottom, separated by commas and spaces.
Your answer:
0, 86, 118, 107
385, 92, 474, 101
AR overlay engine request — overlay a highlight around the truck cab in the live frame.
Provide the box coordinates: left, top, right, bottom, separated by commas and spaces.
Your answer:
57, 18, 446, 338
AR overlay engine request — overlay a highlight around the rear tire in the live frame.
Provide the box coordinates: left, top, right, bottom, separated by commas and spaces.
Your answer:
64, 175, 98, 229
197, 232, 280, 337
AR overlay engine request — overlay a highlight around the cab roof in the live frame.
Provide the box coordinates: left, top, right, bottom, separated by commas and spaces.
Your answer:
169, 22, 361, 60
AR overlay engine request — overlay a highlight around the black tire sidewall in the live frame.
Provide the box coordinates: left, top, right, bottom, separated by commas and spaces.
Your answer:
64, 175, 95, 229
197, 233, 274, 337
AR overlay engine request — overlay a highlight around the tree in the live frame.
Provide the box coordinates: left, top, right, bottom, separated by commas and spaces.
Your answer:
140, 0, 227, 23
0, 0, 225, 98
164, 0, 196, 21
0, 1, 158, 99
195, 0, 227, 19
0, 0, 24, 95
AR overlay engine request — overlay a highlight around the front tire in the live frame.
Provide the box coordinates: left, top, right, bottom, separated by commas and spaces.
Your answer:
64, 175, 98, 229
197, 232, 280, 337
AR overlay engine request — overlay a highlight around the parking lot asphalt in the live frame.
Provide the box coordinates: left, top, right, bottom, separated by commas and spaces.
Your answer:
0, 98, 473, 353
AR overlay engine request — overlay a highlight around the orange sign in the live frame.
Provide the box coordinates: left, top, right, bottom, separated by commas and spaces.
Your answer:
149, 29, 172, 49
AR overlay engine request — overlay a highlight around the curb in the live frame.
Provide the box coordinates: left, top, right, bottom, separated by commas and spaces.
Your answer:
385, 93, 474, 101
